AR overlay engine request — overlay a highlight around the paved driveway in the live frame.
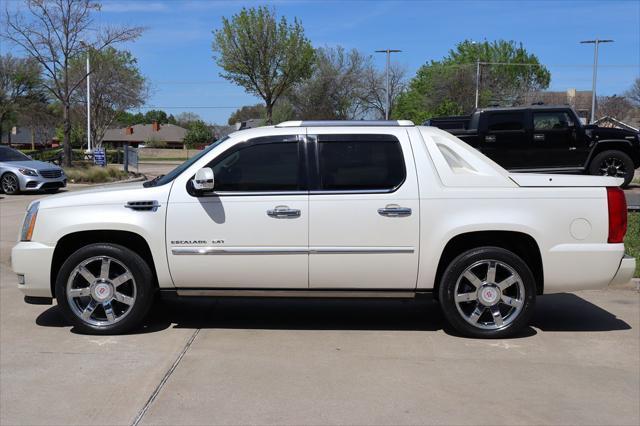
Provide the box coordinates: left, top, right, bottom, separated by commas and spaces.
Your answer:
0, 189, 638, 425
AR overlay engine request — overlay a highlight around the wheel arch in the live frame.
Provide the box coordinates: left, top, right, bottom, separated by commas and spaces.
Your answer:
587, 141, 637, 167
434, 230, 543, 296
50, 230, 158, 297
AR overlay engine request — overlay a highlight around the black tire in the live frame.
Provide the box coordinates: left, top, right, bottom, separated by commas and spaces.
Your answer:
438, 247, 536, 339
1, 172, 20, 195
55, 243, 155, 334
589, 150, 635, 188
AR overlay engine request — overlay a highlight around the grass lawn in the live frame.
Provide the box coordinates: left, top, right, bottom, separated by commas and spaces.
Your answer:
625, 212, 639, 277
64, 165, 129, 184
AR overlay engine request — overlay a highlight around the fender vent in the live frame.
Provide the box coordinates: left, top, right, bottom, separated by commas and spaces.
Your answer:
125, 200, 161, 211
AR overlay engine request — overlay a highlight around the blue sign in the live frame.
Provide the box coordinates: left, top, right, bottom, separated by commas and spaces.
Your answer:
93, 148, 106, 167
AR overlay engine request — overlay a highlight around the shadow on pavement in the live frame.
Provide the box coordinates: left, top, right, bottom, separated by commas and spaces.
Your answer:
35, 292, 631, 336
532, 293, 631, 332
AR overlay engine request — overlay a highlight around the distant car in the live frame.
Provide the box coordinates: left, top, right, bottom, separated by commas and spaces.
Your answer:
0, 146, 66, 195
426, 105, 640, 187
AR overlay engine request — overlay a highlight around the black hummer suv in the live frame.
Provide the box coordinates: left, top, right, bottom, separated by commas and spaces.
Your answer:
426, 105, 640, 187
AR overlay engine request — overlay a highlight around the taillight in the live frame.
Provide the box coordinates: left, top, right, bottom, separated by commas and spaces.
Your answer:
606, 187, 627, 243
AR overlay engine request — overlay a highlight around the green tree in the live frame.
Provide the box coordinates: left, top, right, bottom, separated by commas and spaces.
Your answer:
69, 47, 148, 148
228, 104, 266, 125
183, 120, 213, 148
0, 54, 43, 142
212, 6, 314, 124
3, 0, 143, 166
395, 40, 550, 122
144, 109, 169, 124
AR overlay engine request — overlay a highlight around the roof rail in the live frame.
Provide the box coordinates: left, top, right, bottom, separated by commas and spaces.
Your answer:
276, 120, 415, 128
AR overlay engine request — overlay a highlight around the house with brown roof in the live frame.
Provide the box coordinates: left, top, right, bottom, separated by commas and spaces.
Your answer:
102, 121, 188, 149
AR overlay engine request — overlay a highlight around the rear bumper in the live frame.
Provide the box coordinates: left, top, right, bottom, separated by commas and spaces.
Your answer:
11, 241, 55, 298
609, 255, 636, 287
543, 243, 628, 293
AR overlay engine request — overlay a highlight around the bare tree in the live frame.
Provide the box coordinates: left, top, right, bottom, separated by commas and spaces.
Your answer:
286, 46, 370, 120
360, 62, 407, 119
597, 95, 634, 120
69, 47, 148, 148
625, 78, 640, 107
0, 54, 42, 142
2, 0, 143, 165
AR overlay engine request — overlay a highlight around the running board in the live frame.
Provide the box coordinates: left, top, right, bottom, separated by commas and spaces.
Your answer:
172, 289, 419, 298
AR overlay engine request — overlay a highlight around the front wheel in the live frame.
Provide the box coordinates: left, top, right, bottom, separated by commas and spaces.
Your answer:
438, 247, 536, 338
589, 150, 635, 188
1, 173, 20, 195
55, 243, 155, 334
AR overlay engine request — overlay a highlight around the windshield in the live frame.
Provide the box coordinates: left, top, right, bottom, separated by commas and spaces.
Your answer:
0, 146, 31, 162
143, 136, 230, 187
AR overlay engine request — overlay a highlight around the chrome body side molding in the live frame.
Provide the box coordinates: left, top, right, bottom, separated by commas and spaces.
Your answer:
171, 246, 415, 255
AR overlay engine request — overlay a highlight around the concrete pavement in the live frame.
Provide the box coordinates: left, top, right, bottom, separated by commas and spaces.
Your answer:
1, 189, 638, 425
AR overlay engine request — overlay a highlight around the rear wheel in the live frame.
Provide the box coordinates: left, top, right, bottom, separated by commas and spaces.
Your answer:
1, 173, 20, 195
55, 243, 155, 334
438, 247, 536, 338
589, 150, 634, 188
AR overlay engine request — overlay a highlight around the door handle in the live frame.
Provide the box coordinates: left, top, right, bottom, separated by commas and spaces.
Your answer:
378, 205, 412, 217
485, 135, 496, 143
267, 205, 301, 219
569, 147, 577, 151
533, 134, 545, 141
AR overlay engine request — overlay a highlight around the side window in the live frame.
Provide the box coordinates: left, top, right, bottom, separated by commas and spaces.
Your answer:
487, 112, 524, 131
533, 112, 573, 130
316, 134, 405, 191
207, 138, 302, 191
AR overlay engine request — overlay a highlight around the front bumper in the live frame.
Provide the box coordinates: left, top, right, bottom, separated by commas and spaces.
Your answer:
609, 255, 637, 286
18, 174, 66, 192
12, 241, 55, 298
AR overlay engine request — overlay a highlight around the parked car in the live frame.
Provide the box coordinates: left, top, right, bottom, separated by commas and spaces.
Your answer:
0, 146, 66, 195
425, 105, 640, 187
12, 121, 635, 338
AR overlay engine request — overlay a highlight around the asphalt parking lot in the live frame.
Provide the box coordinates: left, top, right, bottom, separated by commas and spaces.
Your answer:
1, 185, 639, 425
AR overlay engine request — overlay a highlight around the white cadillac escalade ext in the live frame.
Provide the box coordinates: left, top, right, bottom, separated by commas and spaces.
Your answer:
12, 121, 636, 338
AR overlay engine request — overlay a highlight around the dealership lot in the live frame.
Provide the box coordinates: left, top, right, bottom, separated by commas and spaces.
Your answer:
1, 188, 638, 425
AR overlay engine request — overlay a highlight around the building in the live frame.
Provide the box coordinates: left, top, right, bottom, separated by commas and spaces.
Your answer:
522, 88, 594, 123
102, 122, 188, 149
1, 126, 58, 149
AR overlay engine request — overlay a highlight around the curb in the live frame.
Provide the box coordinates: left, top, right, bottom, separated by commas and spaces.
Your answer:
68, 175, 147, 187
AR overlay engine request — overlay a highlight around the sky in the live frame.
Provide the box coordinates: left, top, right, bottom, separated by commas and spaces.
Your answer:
3, 0, 639, 124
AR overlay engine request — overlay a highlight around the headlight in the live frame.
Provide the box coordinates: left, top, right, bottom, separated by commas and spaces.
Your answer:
20, 202, 39, 241
18, 168, 38, 177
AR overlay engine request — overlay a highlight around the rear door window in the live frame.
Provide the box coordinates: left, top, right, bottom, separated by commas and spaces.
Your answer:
315, 134, 405, 191
487, 112, 525, 131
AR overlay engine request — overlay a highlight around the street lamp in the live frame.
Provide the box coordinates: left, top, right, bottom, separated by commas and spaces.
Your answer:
580, 39, 614, 123
375, 49, 402, 120
80, 41, 91, 152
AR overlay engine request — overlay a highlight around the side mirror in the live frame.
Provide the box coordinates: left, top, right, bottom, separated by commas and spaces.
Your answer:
192, 167, 215, 193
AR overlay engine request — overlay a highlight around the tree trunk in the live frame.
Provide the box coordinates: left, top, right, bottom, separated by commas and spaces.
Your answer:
265, 102, 273, 125
62, 103, 73, 167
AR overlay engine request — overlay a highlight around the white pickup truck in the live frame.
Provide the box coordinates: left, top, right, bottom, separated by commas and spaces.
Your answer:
12, 121, 635, 338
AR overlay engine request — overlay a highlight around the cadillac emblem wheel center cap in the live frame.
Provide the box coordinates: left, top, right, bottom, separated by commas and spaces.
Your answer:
92, 282, 113, 301
479, 285, 500, 306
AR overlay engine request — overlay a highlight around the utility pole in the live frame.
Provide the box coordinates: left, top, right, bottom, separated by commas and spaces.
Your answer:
375, 49, 402, 120
580, 39, 614, 123
86, 50, 91, 152
475, 59, 481, 109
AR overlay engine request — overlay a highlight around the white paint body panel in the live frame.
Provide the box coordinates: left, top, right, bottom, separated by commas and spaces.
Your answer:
11, 125, 634, 298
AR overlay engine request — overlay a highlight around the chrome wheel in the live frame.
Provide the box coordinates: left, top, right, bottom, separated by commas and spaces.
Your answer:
66, 256, 136, 327
599, 157, 627, 178
454, 260, 525, 330
1, 174, 18, 193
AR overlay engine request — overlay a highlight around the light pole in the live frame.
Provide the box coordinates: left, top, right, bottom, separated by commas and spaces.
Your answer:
580, 39, 614, 123
80, 41, 91, 152
475, 59, 481, 109
375, 49, 402, 120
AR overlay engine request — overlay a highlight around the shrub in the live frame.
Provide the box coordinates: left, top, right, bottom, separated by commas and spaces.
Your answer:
64, 166, 129, 183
